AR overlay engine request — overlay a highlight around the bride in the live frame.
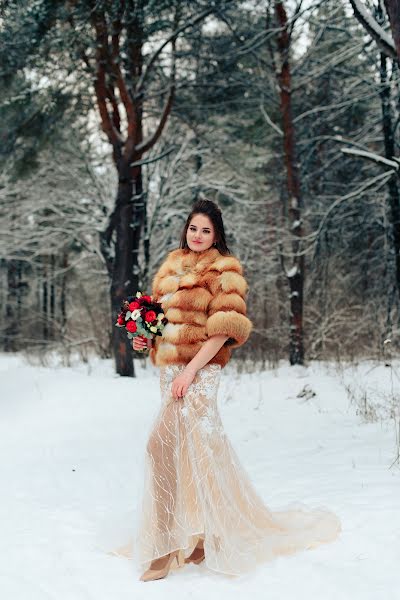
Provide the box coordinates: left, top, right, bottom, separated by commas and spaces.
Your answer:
123, 198, 341, 581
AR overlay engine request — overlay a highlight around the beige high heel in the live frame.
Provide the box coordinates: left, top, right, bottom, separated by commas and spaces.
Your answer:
139, 549, 184, 582
184, 538, 205, 565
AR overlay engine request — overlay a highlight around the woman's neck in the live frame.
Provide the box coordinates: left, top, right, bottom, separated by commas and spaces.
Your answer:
178, 245, 221, 266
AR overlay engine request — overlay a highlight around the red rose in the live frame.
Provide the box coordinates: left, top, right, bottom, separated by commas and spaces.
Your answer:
141, 295, 152, 303
117, 315, 125, 326
144, 310, 156, 322
129, 301, 140, 311
126, 320, 137, 333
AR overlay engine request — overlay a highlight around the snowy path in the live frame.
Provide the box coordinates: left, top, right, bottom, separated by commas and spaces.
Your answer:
0, 353, 399, 600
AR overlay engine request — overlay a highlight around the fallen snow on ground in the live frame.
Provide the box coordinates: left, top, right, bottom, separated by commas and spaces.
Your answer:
0, 353, 399, 600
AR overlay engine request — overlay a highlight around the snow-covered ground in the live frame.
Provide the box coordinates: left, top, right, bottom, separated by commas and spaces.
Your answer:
1, 352, 399, 600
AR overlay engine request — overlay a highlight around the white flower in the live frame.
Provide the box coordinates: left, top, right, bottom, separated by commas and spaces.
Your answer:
130, 309, 141, 320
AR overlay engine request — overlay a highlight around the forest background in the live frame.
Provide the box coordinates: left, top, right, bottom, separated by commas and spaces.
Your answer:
2, 0, 400, 378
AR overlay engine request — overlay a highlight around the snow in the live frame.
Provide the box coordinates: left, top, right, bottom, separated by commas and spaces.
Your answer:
1, 353, 399, 599
341, 147, 400, 169
291, 219, 302, 230
350, 0, 396, 54
286, 265, 298, 278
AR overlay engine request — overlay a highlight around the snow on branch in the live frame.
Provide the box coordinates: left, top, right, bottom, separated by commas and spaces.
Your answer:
286, 265, 298, 278
341, 146, 400, 169
349, 0, 397, 59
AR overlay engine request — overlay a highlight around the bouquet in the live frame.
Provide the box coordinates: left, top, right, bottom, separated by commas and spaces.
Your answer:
115, 291, 168, 353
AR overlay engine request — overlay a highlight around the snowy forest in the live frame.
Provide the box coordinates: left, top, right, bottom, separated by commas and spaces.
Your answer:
2, 0, 400, 376
1, 2, 400, 597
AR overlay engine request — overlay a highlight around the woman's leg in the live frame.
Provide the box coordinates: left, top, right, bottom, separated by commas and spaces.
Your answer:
145, 399, 179, 539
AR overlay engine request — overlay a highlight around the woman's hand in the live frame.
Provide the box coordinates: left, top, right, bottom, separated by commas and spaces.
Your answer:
132, 335, 153, 352
171, 367, 197, 401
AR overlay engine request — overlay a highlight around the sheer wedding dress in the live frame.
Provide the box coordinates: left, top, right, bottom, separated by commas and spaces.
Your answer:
113, 362, 341, 577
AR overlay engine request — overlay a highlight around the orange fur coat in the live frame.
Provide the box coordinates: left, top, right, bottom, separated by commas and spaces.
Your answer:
149, 246, 253, 369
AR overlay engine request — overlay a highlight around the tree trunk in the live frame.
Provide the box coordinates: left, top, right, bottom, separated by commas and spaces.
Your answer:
111, 170, 135, 377
275, 0, 305, 365
384, 0, 400, 63
60, 250, 68, 332
42, 255, 49, 341
379, 49, 400, 306
50, 253, 56, 340
109, 160, 146, 376
4, 260, 19, 352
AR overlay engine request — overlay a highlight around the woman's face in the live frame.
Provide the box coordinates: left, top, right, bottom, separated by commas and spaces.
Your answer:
186, 213, 216, 252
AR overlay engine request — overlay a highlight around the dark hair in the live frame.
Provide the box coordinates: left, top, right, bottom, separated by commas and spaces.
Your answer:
179, 198, 231, 255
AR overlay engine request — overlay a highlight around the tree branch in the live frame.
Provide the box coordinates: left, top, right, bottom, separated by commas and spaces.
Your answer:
341, 146, 400, 169
135, 7, 214, 95
349, 0, 397, 59
134, 22, 177, 157
91, 8, 124, 148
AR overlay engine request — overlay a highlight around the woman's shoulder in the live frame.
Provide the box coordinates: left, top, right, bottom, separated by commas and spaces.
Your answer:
166, 247, 187, 261
209, 252, 243, 275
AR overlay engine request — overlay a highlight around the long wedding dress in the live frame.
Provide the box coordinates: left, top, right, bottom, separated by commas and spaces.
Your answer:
114, 362, 341, 577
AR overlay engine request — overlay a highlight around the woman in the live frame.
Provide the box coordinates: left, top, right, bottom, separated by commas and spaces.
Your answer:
130, 199, 341, 581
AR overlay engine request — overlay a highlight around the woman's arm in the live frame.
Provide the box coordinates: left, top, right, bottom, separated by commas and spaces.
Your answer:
185, 334, 229, 375
171, 334, 229, 400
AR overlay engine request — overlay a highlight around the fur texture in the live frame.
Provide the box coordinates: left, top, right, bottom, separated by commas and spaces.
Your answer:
149, 247, 253, 368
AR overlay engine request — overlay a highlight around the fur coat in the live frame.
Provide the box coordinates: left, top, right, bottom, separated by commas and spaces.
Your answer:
149, 246, 253, 369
